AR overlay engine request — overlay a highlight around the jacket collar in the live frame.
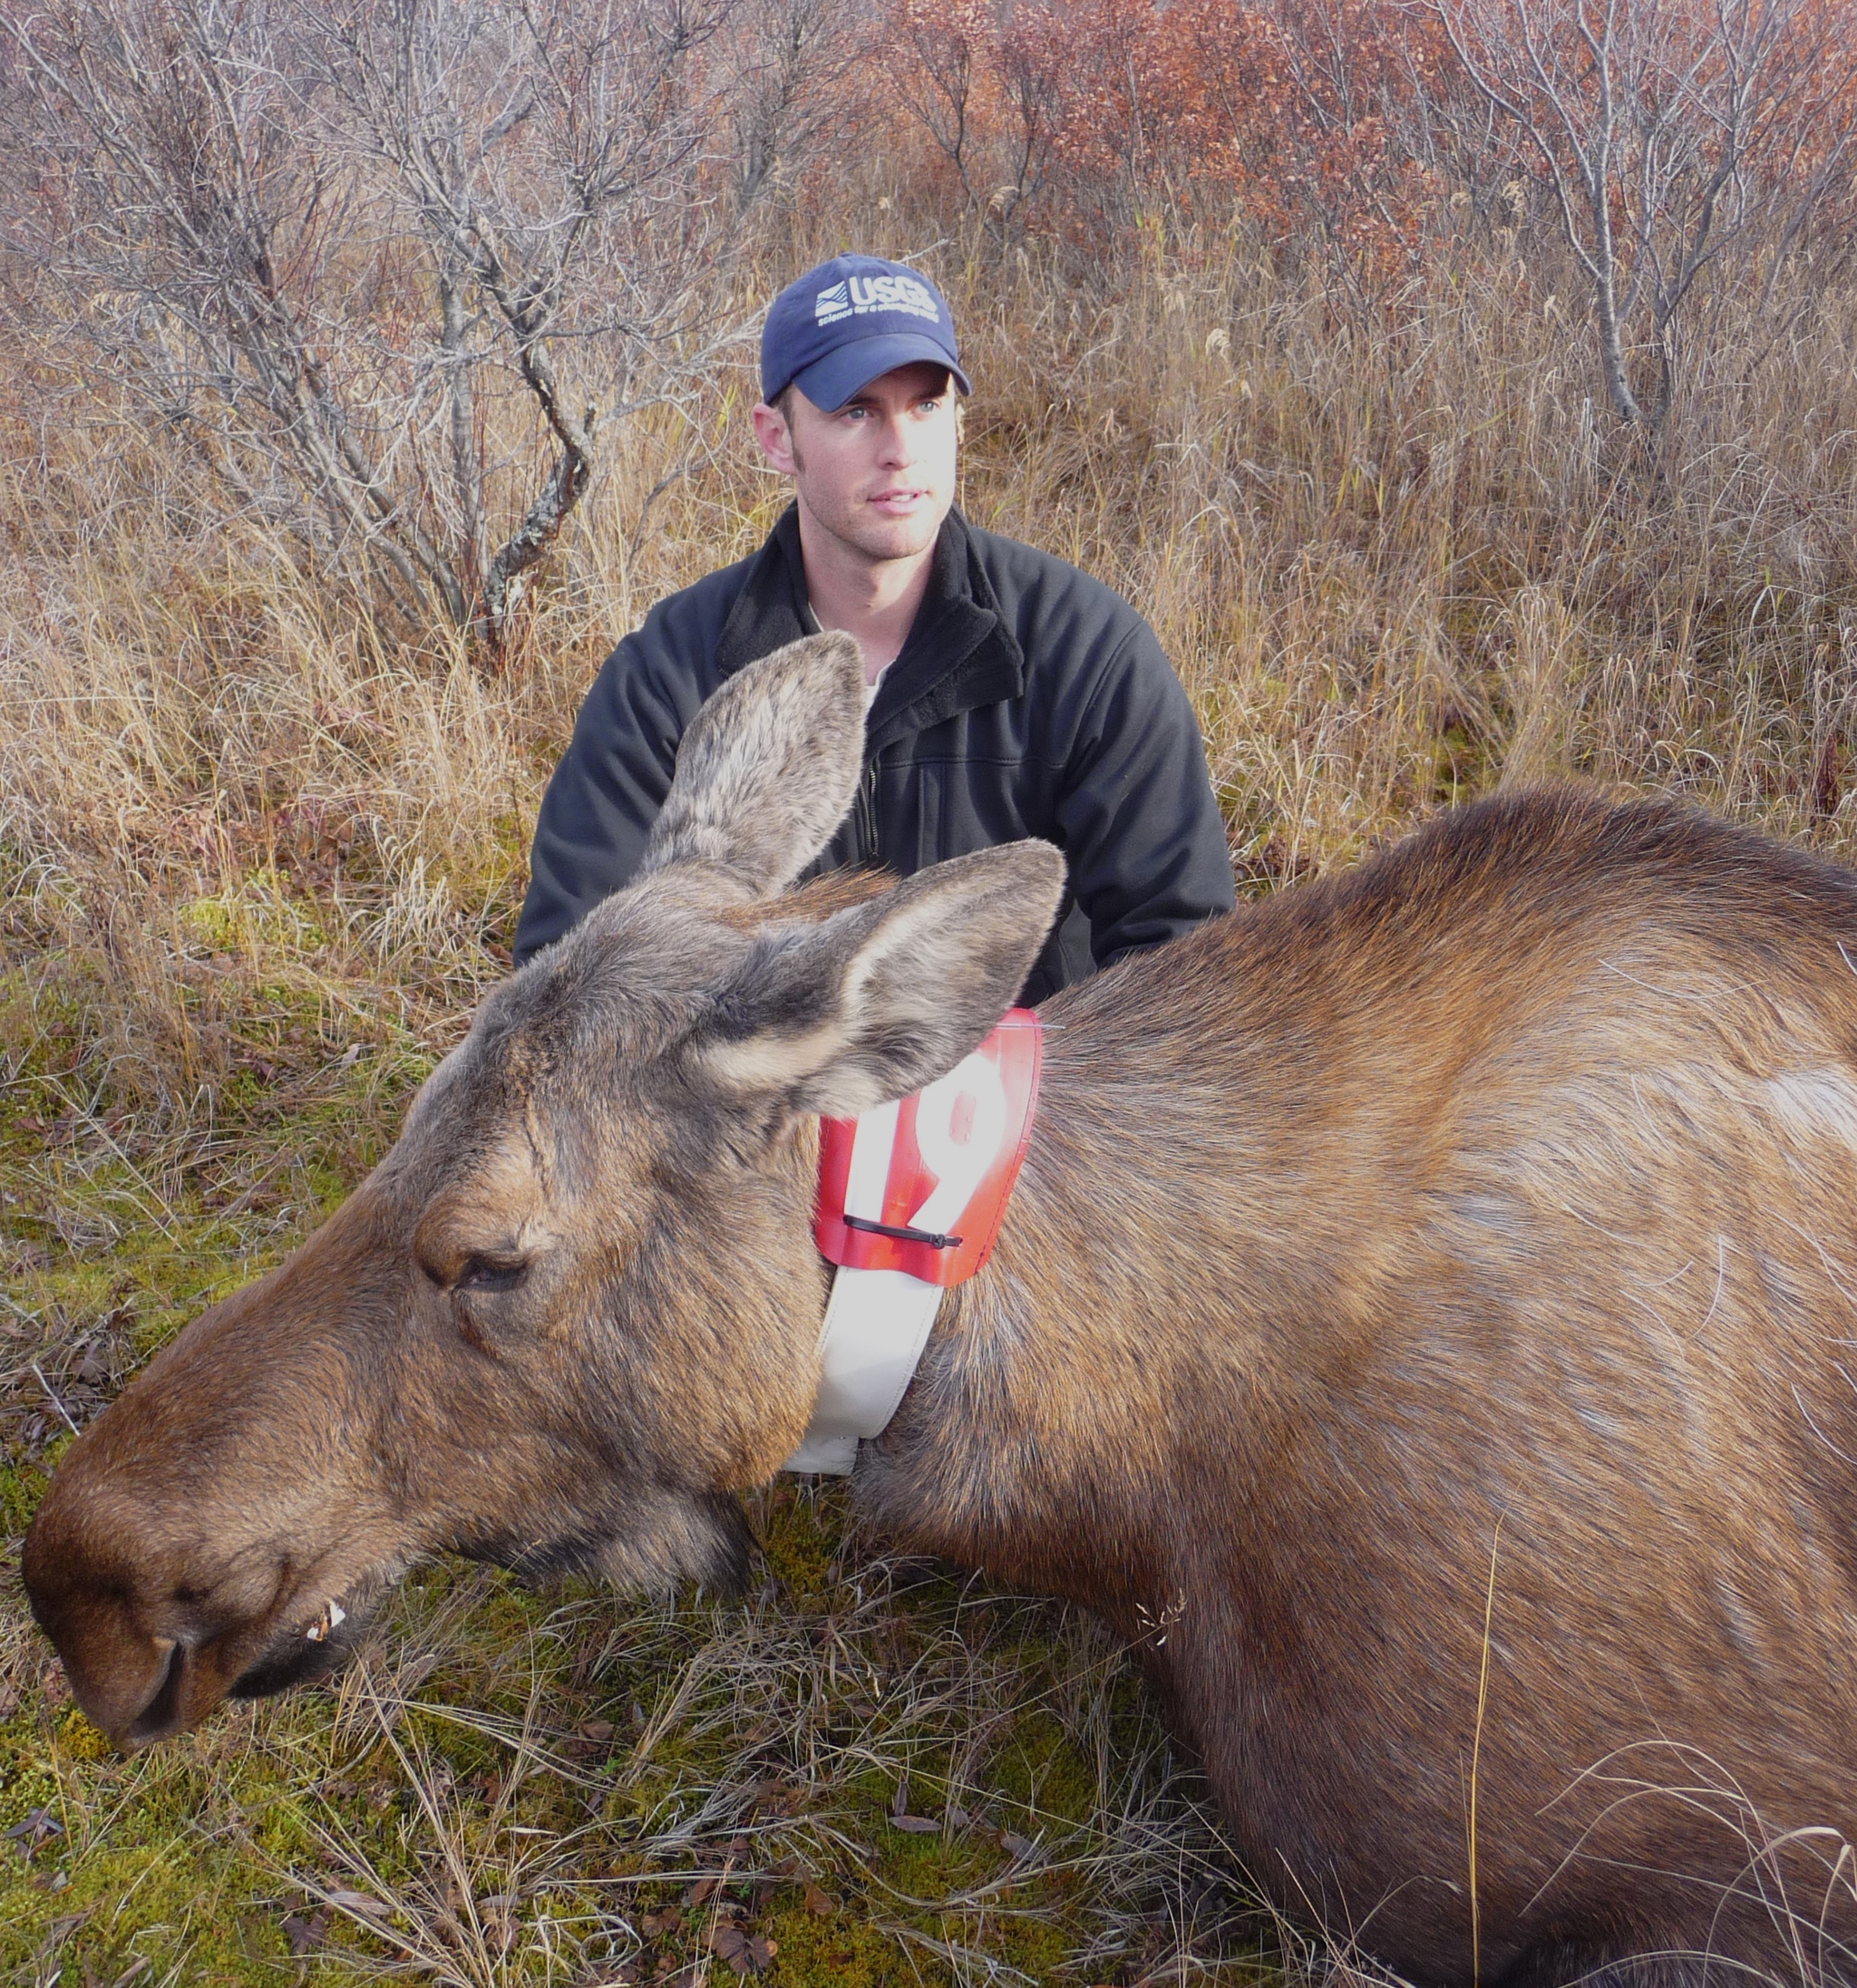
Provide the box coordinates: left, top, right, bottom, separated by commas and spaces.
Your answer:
714, 504, 1025, 752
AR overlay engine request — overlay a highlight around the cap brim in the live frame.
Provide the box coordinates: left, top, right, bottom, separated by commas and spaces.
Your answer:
791, 334, 972, 412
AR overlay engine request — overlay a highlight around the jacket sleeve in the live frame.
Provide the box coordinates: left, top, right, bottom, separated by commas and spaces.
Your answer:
512, 630, 706, 963
1052, 624, 1236, 968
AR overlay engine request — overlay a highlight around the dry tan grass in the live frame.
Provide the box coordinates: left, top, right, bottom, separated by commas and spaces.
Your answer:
8, 215, 1855, 1034
4, 188, 1857, 1983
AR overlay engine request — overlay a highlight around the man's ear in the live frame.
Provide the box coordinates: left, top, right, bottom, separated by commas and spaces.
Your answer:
693, 842, 1067, 1117
751, 399, 799, 476
640, 632, 865, 896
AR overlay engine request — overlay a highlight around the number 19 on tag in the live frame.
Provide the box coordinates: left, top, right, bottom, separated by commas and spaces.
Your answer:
813, 1009, 1044, 1287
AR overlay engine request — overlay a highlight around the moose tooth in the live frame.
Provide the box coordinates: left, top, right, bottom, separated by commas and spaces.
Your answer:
306, 1600, 347, 1643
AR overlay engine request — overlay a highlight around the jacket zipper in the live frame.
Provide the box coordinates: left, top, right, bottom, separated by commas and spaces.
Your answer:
851, 755, 880, 867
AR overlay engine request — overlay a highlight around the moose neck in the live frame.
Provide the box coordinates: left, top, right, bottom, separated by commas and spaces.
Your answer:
850, 946, 1307, 1639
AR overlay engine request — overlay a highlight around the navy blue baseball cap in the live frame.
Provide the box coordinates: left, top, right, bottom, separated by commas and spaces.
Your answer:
761, 255, 971, 411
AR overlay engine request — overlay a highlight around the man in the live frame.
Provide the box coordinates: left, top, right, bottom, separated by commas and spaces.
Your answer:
514, 253, 1234, 1000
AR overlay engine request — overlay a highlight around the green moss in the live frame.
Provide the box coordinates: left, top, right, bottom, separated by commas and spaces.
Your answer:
178, 880, 329, 958
0, 1461, 46, 1537
763, 1904, 928, 1986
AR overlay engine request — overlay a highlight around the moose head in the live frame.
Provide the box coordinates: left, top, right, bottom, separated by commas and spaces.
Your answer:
24, 632, 1065, 1748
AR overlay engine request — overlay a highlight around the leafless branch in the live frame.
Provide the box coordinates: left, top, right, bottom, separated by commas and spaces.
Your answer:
0, 0, 752, 655
1431, 0, 1857, 428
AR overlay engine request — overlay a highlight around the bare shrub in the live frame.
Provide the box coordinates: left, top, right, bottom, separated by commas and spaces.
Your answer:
889, 0, 1070, 250
720, 0, 870, 212
1432, 0, 1857, 425
0, 0, 742, 653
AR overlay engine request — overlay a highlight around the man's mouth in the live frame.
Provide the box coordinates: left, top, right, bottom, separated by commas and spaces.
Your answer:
869, 488, 928, 515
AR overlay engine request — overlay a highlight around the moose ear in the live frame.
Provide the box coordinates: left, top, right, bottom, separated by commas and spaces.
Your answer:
640, 631, 867, 896
695, 841, 1068, 1118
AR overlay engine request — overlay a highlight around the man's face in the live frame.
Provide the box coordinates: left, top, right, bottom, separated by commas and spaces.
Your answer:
753, 361, 959, 566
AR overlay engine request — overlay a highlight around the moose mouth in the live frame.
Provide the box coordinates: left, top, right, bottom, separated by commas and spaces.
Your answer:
97, 1500, 751, 1747
205, 1528, 601, 1720
136, 1532, 608, 1742
228, 1604, 364, 1702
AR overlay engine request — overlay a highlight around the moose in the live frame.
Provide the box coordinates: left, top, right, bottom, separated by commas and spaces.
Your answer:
26, 631, 1857, 1986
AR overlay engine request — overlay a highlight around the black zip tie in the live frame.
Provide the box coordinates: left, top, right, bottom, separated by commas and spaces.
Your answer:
841, 1213, 965, 1250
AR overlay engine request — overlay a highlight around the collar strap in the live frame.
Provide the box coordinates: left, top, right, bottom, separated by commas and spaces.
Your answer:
784, 1009, 1043, 1475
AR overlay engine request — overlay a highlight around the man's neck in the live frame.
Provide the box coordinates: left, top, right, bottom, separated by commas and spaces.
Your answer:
794, 499, 941, 686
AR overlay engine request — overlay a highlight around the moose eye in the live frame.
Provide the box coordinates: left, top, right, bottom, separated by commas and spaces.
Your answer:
454, 1255, 528, 1294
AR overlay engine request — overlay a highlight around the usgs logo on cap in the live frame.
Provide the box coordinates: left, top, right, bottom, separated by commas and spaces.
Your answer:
761, 255, 970, 406
816, 273, 940, 326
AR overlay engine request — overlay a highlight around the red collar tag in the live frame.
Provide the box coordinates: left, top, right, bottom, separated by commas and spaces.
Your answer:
814, 1009, 1042, 1288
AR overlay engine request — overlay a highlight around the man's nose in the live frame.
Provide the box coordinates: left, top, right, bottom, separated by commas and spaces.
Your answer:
874, 413, 915, 467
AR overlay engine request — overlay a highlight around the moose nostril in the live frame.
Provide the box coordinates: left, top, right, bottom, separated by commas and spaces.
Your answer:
126, 1639, 189, 1745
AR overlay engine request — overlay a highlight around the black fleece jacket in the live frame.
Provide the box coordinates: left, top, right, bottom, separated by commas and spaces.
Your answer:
514, 504, 1235, 1002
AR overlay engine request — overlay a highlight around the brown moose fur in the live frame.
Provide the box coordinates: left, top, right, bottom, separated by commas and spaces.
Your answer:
25, 632, 1857, 1987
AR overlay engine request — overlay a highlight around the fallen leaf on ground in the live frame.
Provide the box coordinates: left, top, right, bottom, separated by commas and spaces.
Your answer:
6, 1809, 63, 1847
326, 1889, 390, 1919
281, 1908, 328, 1955
890, 1813, 938, 1833
707, 1924, 776, 1974
802, 1880, 836, 1915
